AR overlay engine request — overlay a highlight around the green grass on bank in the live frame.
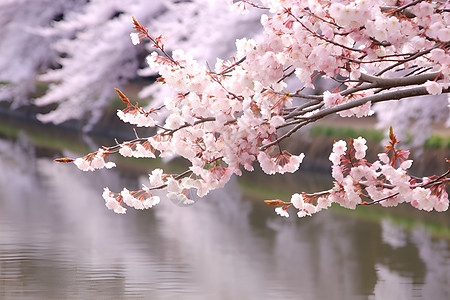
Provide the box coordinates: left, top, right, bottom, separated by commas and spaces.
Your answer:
332, 203, 450, 239
0, 121, 89, 151
311, 125, 450, 148
423, 134, 450, 148
238, 180, 294, 202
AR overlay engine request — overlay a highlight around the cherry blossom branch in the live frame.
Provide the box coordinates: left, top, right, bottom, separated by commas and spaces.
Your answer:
361, 192, 400, 206
358, 72, 443, 89
385, 0, 424, 16
269, 131, 449, 218
262, 85, 449, 150
419, 169, 450, 189
63, 2, 450, 216
337, 71, 441, 98
287, 10, 365, 54
260, 120, 311, 150
131, 16, 178, 65
314, 86, 449, 119
284, 70, 442, 107
161, 117, 216, 136
283, 99, 322, 119
217, 56, 246, 75
284, 93, 323, 100
375, 46, 440, 76
147, 170, 194, 191
234, 0, 269, 10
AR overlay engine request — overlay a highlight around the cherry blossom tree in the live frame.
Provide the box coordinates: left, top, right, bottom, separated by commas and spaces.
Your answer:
1, 0, 446, 145
0, 0, 85, 107
57, 0, 449, 217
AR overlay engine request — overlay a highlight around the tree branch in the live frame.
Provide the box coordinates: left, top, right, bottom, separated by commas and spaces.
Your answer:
312, 86, 449, 120
359, 72, 442, 88
261, 86, 449, 150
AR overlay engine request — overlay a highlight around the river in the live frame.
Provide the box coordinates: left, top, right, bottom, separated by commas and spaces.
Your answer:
0, 119, 449, 299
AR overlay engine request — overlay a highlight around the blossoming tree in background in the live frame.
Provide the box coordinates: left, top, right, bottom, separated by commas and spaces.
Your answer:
0, 0, 84, 107
35, 0, 264, 129
0, 0, 261, 130
57, 0, 449, 217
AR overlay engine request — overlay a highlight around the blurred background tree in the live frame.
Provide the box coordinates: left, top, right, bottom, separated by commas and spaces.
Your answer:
0, 0, 262, 130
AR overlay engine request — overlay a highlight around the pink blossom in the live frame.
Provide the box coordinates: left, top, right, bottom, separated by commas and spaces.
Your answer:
302, 203, 317, 216
332, 165, 344, 183
143, 196, 161, 208
149, 169, 165, 187
105, 199, 119, 211
269, 115, 285, 128
275, 207, 289, 218
166, 178, 183, 193
104, 162, 116, 169
257, 151, 304, 175
350, 165, 369, 181
329, 152, 341, 166
74, 157, 92, 171
435, 192, 449, 212
316, 196, 333, 210
424, 81, 442, 95
323, 91, 345, 108
378, 153, 390, 164
332, 140, 347, 156
400, 160, 413, 170
338, 102, 373, 118
291, 193, 304, 210
342, 177, 362, 209
119, 144, 133, 157
353, 137, 367, 157
413, 2, 435, 18
102, 187, 126, 214
133, 144, 155, 158
91, 154, 105, 169
113, 206, 127, 214
121, 188, 134, 207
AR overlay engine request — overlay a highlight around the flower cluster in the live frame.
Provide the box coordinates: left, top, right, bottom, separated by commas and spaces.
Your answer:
269, 130, 449, 218
74, 149, 116, 171
102, 186, 160, 214
61, 0, 449, 215
115, 88, 159, 128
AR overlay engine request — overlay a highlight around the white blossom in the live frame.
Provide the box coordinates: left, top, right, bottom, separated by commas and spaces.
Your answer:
130, 33, 140, 45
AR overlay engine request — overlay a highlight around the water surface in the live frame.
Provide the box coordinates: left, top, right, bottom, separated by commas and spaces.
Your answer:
0, 127, 449, 299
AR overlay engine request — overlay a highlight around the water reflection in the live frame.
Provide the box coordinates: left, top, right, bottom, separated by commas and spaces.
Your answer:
0, 133, 450, 299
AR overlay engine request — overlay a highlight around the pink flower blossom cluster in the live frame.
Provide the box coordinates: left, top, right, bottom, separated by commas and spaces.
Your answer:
271, 132, 449, 218
102, 186, 160, 214
74, 149, 116, 171
65, 0, 449, 214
